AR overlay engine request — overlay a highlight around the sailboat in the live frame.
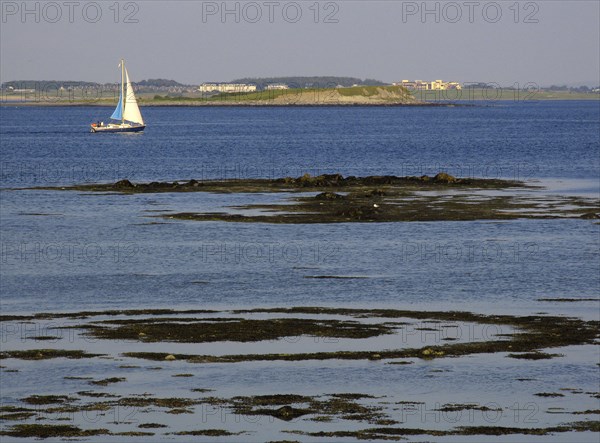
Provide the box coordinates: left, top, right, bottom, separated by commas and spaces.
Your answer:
90, 59, 145, 133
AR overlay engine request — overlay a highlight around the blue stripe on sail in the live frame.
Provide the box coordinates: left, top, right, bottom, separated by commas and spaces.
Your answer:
110, 94, 123, 120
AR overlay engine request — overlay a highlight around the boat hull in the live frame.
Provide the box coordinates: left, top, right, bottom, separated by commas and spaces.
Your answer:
90, 124, 145, 133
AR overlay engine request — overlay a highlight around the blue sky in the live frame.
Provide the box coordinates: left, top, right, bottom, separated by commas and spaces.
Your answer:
1, 1, 599, 86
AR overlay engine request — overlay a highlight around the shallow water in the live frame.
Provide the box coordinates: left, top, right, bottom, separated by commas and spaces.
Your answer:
1, 102, 599, 441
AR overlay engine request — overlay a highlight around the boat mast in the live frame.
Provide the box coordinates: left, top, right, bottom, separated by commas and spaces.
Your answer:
121, 59, 125, 125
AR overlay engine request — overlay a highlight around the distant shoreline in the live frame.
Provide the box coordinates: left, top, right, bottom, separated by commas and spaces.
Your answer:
0, 101, 453, 107
2, 97, 597, 107
3, 84, 597, 107
1, 98, 596, 108
0, 86, 600, 107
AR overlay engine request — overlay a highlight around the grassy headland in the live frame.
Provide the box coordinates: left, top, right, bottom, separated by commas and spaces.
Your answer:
1, 85, 420, 106
2, 85, 598, 107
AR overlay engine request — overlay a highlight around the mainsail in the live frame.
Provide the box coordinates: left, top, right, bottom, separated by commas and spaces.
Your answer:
123, 69, 144, 125
109, 62, 144, 125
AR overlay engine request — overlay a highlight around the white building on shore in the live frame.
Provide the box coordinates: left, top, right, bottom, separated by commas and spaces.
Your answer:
393, 80, 462, 90
266, 83, 289, 90
199, 83, 257, 93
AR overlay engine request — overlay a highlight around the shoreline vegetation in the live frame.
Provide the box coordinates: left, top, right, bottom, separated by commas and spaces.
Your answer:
2, 85, 599, 107
23, 173, 600, 223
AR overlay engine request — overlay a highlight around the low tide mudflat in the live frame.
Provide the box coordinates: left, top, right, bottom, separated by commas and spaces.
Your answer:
24, 173, 600, 223
2, 173, 599, 441
1, 307, 599, 441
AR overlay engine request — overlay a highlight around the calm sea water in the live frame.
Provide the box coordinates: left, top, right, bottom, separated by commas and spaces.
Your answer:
1, 101, 599, 186
0, 101, 599, 315
1, 102, 599, 442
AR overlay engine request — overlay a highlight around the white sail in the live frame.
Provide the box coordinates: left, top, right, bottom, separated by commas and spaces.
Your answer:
123, 68, 144, 125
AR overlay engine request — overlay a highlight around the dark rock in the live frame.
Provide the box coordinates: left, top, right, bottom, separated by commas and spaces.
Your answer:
337, 205, 380, 219
299, 173, 314, 184
364, 189, 386, 197
433, 172, 457, 183
362, 176, 400, 185
320, 173, 344, 184
315, 192, 345, 200
298, 173, 346, 187
580, 212, 600, 219
272, 405, 309, 421
113, 179, 135, 189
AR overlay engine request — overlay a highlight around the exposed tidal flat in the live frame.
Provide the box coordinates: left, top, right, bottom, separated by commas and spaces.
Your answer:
1, 102, 599, 441
2, 174, 599, 441
1, 307, 599, 440
27, 173, 599, 223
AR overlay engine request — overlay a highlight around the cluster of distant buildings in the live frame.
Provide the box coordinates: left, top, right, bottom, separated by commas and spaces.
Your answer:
3, 80, 463, 96
393, 80, 462, 90
198, 80, 463, 94
198, 83, 290, 93
2, 83, 197, 95
136, 84, 197, 94
8, 79, 598, 98
199, 83, 256, 93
